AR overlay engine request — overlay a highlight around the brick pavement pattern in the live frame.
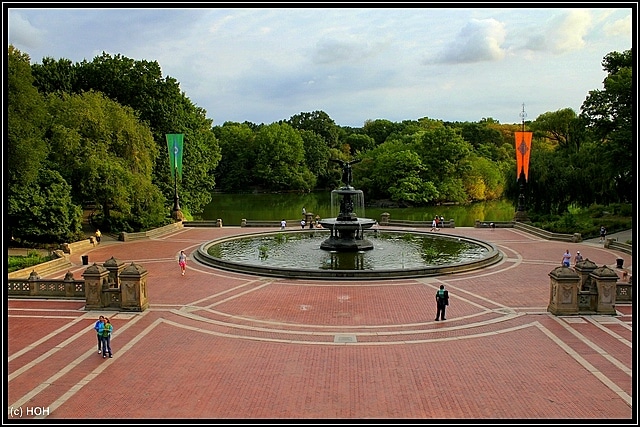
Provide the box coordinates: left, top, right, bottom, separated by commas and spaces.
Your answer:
6, 226, 633, 420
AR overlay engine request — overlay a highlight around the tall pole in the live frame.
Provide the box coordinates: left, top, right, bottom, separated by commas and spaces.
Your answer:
514, 103, 529, 222
172, 142, 183, 221
173, 170, 181, 212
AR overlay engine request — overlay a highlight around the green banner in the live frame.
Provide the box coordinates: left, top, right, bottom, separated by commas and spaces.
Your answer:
166, 134, 184, 180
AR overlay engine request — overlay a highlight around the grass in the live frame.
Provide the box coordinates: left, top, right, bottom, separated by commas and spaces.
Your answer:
8, 251, 55, 273
529, 203, 632, 243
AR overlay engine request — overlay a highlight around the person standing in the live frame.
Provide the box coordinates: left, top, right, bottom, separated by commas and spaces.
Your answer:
178, 250, 187, 276
95, 229, 102, 244
599, 225, 607, 243
101, 318, 113, 358
430, 217, 439, 232
562, 249, 572, 267
94, 315, 105, 354
302, 207, 306, 216
300, 219, 306, 229
574, 251, 584, 265
435, 285, 449, 321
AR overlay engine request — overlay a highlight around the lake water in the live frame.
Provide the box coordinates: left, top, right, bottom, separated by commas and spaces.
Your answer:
196, 193, 516, 227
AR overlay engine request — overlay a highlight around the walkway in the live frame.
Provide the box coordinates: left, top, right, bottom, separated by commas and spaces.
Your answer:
6, 226, 633, 420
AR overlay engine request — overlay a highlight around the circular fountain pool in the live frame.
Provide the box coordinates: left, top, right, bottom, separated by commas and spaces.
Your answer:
193, 229, 502, 280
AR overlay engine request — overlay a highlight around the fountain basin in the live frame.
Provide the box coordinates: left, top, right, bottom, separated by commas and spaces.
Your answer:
193, 229, 503, 280
318, 217, 377, 251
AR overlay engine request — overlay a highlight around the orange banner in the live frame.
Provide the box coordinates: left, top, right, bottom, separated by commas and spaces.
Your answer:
514, 131, 532, 181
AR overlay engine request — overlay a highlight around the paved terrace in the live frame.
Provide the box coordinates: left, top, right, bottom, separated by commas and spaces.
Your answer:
6, 226, 633, 421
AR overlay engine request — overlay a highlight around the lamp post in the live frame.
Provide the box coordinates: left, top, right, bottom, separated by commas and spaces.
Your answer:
167, 134, 185, 221
514, 104, 531, 222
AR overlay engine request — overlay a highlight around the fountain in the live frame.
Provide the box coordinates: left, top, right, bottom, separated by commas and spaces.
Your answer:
193, 158, 503, 279
318, 159, 376, 251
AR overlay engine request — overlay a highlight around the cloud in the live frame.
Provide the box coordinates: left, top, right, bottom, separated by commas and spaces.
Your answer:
7, 11, 46, 50
431, 18, 507, 64
522, 10, 592, 54
603, 15, 632, 39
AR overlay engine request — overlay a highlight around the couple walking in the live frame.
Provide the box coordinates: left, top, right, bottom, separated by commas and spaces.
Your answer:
93, 315, 114, 358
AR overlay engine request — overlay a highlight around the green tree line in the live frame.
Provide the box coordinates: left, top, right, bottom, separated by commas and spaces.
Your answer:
7, 45, 632, 245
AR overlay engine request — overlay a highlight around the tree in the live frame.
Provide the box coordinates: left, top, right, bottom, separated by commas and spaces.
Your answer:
462, 156, 505, 202
7, 46, 48, 190
32, 51, 222, 215
286, 111, 340, 149
343, 133, 376, 155
362, 119, 399, 145
299, 129, 332, 188
358, 141, 437, 205
579, 49, 633, 203
530, 108, 587, 153
44, 90, 165, 231
213, 122, 258, 192
8, 169, 83, 244
253, 123, 315, 191
31, 56, 78, 94
414, 125, 473, 203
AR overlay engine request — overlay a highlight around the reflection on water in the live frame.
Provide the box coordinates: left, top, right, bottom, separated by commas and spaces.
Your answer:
207, 231, 488, 271
198, 193, 516, 227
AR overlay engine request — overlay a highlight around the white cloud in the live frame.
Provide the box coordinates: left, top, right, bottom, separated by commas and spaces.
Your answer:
7, 11, 46, 50
433, 18, 507, 64
603, 15, 632, 38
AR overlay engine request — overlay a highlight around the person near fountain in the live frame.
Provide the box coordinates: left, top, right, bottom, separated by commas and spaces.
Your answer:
562, 249, 571, 267
435, 285, 449, 321
178, 250, 187, 276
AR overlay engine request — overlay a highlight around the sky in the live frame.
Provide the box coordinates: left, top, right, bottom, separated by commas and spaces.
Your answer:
6, 5, 634, 128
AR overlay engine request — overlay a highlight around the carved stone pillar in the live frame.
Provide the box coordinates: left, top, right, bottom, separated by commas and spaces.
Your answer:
548, 266, 580, 315
63, 270, 76, 297
103, 256, 126, 289
119, 262, 149, 312
574, 259, 597, 290
380, 212, 390, 225
590, 266, 619, 315
82, 263, 109, 310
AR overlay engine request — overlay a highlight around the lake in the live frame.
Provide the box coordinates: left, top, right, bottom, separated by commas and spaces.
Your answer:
196, 193, 517, 227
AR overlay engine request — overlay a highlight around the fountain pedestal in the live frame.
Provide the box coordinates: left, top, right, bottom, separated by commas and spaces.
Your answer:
319, 186, 375, 252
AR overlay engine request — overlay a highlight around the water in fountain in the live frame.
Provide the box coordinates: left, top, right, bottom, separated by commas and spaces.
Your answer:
193, 158, 503, 279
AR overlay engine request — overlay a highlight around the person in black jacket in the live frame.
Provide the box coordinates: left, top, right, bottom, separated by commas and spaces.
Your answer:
435, 285, 449, 321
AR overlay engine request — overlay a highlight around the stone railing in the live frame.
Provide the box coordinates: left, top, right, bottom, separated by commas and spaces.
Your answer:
240, 219, 288, 227
605, 238, 632, 255
8, 272, 85, 299
616, 281, 632, 303
183, 220, 223, 228
474, 220, 514, 229
8, 260, 150, 312
118, 221, 184, 241
378, 213, 455, 228
61, 238, 96, 254
513, 222, 582, 243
